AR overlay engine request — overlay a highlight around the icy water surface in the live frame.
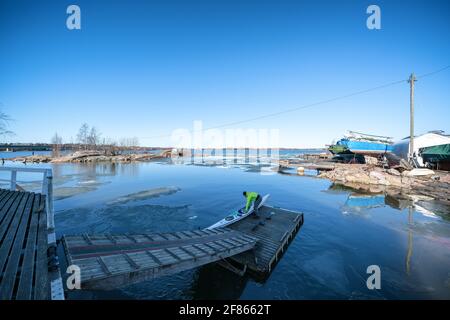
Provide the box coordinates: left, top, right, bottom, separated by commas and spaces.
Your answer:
2, 159, 449, 299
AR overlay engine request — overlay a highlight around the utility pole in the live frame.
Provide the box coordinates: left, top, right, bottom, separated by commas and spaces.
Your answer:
408, 73, 417, 162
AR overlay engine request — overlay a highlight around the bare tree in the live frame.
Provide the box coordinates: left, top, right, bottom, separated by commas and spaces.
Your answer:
51, 132, 63, 157
77, 123, 89, 149
130, 137, 139, 148
87, 126, 101, 146
0, 109, 13, 138
119, 137, 140, 149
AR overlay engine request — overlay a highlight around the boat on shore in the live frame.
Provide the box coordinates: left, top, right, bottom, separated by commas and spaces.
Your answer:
419, 143, 450, 170
329, 131, 393, 156
392, 131, 450, 168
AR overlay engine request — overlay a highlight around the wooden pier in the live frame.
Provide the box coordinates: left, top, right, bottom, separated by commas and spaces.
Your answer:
62, 228, 258, 290
0, 190, 49, 299
0, 167, 63, 300
222, 205, 304, 280
61, 205, 304, 290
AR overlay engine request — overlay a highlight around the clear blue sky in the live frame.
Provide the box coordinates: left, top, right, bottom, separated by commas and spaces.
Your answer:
1, 0, 449, 147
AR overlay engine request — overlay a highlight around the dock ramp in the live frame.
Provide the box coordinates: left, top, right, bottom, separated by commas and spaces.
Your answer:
62, 228, 257, 290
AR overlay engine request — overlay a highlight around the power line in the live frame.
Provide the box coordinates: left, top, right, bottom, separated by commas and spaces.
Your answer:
417, 65, 450, 79
140, 65, 450, 140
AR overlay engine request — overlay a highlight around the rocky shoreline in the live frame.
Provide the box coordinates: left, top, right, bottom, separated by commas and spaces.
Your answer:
7, 150, 172, 164
316, 163, 450, 206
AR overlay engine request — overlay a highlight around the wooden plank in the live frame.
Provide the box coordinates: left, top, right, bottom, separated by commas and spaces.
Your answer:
125, 234, 138, 243
191, 230, 206, 237
142, 234, 154, 241
16, 195, 44, 299
105, 234, 117, 244
145, 250, 162, 266
164, 248, 182, 261
212, 240, 231, 250
0, 193, 34, 299
123, 253, 140, 269
0, 191, 21, 228
0, 190, 11, 210
97, 256, 112, 275
178, 246, 197, 259
0, 192, 28, 275
34, 195, 49, 299
201, 242, 219, 254
180, 231, 193, 238
83, 233, 93, 245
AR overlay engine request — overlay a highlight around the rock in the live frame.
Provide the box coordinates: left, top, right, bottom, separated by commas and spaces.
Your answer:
364, 156, 378, 165
387, 168, 401, 176
407, 168, 435, 176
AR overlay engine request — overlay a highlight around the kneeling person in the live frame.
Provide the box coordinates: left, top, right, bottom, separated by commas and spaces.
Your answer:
243, 191, 262, 216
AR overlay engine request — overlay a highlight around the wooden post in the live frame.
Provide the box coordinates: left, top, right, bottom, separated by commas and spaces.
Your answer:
44, 170, 54, 230
10, 170, 17, 191
408, 73, 417, 161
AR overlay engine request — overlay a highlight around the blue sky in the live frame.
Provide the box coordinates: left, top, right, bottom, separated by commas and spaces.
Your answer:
1, 0, 449, 147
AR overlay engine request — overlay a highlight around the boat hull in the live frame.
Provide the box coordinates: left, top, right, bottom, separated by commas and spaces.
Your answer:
336, 139, 393, 155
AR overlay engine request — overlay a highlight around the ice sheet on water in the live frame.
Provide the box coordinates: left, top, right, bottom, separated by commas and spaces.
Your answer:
107, 186, 181, 205
54, 186, 97, 200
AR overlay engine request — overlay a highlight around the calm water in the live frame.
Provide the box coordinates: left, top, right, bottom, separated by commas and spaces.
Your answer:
2, 158, 449, 300
0, 150, 52, 159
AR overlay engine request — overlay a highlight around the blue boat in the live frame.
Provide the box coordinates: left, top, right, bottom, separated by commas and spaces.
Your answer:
335, 131, 393, 155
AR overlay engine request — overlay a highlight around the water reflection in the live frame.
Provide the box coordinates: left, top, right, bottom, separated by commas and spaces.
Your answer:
188, 264, 248, 300
329, 183, 450, 279
328, 183, 450, 218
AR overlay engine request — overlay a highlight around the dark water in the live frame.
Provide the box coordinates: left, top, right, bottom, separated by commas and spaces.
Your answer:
2, 158, 449, 300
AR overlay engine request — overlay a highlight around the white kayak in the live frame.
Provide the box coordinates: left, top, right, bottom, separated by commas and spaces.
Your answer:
205, 194, 270, 230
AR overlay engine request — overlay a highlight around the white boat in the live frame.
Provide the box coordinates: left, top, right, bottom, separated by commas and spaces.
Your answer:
392, 131, 450, 167
205, 194, 270, 230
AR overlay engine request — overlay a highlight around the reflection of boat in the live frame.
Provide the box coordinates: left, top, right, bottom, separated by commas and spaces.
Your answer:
392, 131, 450, 167
329, 131, 393, 156
345, 194, 385, 209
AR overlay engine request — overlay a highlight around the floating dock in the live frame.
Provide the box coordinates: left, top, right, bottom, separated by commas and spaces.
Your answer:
222, 205, 304, 280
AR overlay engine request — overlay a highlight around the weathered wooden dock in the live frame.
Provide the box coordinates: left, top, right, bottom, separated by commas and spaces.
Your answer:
61, 205, 304, 289
0, 189, 48, 299
62, 228, 258, 290
222, 205, 304, 280
0, 167, 63, 300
